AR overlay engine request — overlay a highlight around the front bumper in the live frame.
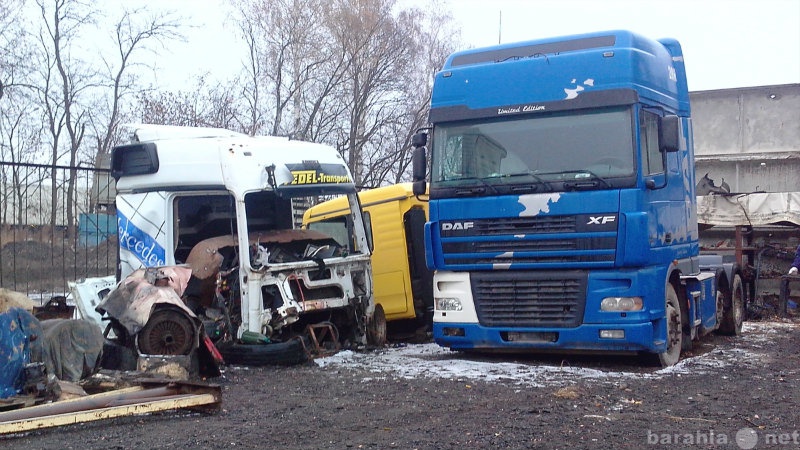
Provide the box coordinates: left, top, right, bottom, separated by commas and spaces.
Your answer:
433, 320, 663, 353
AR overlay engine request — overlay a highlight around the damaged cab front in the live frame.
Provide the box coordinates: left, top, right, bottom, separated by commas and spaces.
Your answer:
82, 125, 380, 366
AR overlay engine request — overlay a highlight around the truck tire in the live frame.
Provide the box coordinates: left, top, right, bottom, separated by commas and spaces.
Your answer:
718, 274, 744, 335
367, 304, 387, 347
658, 284, 682, 367
216, 337, 309, 366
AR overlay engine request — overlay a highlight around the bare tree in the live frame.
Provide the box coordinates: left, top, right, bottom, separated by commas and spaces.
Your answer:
136, 90, 190, 125
232, 0, 347, 138
1, 0, 40, 104
0, 89, 46, 224
1, 0, 41, 224
324, 0, 460, 188
381, 0, 460, 185
34, 0, 98, 242
25, 0, 184, 237
134, 77, 243, 130
89, 7, 183, 160
235, 4, 266, 135
0, 0, 23, 100
225, 0, 462, 187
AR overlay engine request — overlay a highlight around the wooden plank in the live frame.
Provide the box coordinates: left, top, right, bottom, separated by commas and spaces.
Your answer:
0, 392, 219, 435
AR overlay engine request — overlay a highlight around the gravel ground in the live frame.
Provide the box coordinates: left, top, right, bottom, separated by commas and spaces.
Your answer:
4, 317, 800, 450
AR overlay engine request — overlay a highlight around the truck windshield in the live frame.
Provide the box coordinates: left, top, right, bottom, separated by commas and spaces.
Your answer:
430, 106, 636, 193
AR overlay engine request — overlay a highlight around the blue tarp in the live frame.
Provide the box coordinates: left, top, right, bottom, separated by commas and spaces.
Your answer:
78, 213, 117, 247
0, 308, 43, 398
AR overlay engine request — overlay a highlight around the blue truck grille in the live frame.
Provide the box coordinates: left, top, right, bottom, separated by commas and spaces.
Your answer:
471, 271, 587, 327
471, 216, 576, 234
440, 215, 617, 266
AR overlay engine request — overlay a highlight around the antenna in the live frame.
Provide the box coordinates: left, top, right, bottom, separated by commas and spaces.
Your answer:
498, 10, 502, 44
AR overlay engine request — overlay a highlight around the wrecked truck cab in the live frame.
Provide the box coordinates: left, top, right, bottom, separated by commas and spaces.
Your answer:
103, 124, 379, 364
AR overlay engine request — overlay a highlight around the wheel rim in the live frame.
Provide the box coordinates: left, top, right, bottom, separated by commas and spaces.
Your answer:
137, 308, 196, 355
660, 285, 682, 367
666, 303, 681, 353
715, 290, 725, 326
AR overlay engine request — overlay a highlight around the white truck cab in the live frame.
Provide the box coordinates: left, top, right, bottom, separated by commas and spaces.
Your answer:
93, 125, 380, 362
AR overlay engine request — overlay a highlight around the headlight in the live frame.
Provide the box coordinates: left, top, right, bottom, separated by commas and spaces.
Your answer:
436, 297, 463, 311
600, 296, 643, 311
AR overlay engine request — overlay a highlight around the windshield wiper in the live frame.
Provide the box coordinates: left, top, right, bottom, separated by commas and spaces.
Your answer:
445, 176, 500, 196
493, 171, 554, 192
541, 169, 611, 190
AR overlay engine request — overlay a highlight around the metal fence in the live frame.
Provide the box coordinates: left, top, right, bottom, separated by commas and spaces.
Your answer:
0, 161, 117, 299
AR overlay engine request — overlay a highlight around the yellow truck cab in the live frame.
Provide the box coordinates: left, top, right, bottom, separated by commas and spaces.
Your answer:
303, 183, 433, 336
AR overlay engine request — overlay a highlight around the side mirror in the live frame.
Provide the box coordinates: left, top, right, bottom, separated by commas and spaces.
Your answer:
412, 146, 427, 196
411, 132, 428, 148
412, 146, 427, 181
362, 211, 374, 252
659, 115, 680, 152
412, 180, 426, 196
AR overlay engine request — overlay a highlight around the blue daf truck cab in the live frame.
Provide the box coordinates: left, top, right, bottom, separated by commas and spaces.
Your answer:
410, 30, 745, 366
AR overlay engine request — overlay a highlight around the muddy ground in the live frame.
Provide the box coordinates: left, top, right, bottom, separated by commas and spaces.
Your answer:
4, 315, 800, 450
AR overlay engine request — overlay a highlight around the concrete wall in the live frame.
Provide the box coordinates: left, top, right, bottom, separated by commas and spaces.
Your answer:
691, 84, 800, 193
692, 85, 799, 299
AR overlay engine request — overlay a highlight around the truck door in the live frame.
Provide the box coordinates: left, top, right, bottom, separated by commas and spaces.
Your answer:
404, 206, 433, 322
641, 110, 686, 258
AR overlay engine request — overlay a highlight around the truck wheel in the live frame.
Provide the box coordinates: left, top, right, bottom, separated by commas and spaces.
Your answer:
367, 304, 387, 347
718, 274, 744, 335
137, 307, 196, 356
658, 284, 682, 367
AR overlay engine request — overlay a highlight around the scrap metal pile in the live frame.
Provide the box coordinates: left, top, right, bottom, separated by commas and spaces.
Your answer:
0, 285, 221, 436
0, 239, 354, 435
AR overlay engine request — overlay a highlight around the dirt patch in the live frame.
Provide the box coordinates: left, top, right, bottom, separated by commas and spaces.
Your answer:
0, 239, 117, 295
4, 315, 799, 449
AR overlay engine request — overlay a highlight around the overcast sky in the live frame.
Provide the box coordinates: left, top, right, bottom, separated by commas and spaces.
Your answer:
442, 0, 800, 91
142, 0, 799, 93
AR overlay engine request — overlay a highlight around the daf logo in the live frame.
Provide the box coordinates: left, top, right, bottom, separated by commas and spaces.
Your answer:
442, 221, 474, 231
587, 216, 616, 225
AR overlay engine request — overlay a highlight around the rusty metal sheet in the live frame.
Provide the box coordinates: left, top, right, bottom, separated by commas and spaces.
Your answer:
184, 236, 229, 280
96, 268, 198, 336
247, 229, 332, 244
184, 230, 334, 280
32, 296, 75, 321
